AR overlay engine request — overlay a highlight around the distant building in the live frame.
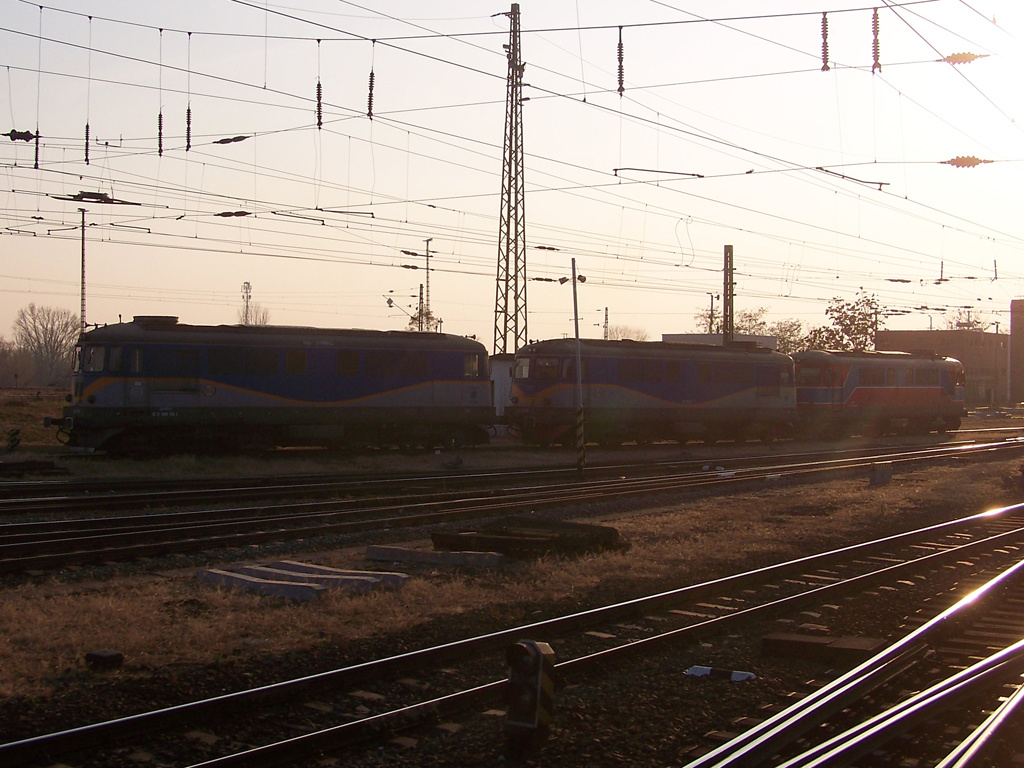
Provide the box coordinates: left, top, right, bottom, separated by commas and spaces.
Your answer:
662, 333, 777, 350
875, 329, 1007, 407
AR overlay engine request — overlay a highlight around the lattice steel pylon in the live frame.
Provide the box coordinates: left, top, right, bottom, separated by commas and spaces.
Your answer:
493, 3, 527, 355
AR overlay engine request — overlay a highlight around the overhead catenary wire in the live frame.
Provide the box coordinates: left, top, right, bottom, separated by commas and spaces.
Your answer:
2, 0, 1020, 335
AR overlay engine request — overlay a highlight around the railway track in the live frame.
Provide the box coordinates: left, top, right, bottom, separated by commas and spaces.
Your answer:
3, 503, 1024, 767
2, 439, 1023, 575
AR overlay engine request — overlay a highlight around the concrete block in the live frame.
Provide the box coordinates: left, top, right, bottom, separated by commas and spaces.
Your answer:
196, 568, 326, 601
232, 565, 380, 594
265, 560, 410, 588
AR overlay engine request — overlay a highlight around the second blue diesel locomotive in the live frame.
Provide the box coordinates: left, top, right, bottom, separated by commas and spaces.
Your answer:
507, 338, 796, 446
61, 316, 493, 451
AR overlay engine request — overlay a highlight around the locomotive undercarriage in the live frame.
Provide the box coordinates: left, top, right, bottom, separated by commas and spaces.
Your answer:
63, 407, 490, 454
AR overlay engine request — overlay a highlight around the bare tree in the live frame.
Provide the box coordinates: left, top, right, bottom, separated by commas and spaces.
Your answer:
237, 302, 271, 326
692, 306, 769, 337
12, 304, 80, 386
607, 325, 649, 341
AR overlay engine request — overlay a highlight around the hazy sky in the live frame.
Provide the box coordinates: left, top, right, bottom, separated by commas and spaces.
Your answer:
2, 0, 1022, 351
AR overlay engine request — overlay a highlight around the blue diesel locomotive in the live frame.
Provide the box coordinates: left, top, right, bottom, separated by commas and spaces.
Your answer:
60, 316, 493, 451
507, 338, 796, 446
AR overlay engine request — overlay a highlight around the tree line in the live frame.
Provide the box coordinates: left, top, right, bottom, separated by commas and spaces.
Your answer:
0, 294, 991, 389
0, 305, 80, 388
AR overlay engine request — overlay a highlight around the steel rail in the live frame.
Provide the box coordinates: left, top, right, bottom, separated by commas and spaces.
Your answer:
773, 641, 1024, 767
3, 440, 1021, 575
4, 505, 1024, 767
934, 670, 1024, 768
681, 551, 1024, 768
4, 438, 1019, 548
2, 438, 1024, 573
0, 435, 1000, 514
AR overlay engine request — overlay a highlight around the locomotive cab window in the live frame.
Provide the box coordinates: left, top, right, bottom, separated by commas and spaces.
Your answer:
107, 346, 123, 373
533, 356, 559, 381
513, 357, 530, 380
914, 369, 939, 387
82, 345, 105, 373
796, 367, 821, 386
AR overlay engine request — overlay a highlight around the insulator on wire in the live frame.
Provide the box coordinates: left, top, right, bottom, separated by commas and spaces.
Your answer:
34, 130, 39, 170
158, 111, 163, 156
3, 129, 37, 141
872, 8, 881, 73
821, 13, 830, 71
943, 52, 986, 65
186, 106, 192, 151
316, 79, 323, 129
617, 27, 624, 96
367, 70, 375, 119
942, 155, 992, 168
84, 123, 90, 165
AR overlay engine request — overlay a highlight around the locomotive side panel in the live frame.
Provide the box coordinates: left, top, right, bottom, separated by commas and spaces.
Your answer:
793, 350, 965, 438
508, 339, 795, 446
62, 318, 492, 451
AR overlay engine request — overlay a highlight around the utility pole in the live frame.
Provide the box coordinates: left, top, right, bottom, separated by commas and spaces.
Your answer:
572, 258, 584, 473
79, 208, 87, 333
493, 3, 527, 355
706, 292, 719, 334
722, 245, 734, 344
423, 237, 432, 318
603, 307, 609, 340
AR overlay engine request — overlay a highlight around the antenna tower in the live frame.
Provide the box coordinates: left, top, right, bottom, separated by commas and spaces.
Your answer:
493, 3, 527, 354
241, 281, 252, 325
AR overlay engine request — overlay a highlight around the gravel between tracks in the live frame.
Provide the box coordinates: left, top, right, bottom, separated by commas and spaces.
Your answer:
2, 433, 1024, 767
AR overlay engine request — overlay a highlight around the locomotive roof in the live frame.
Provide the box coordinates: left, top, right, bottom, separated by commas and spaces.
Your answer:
80, 316, 488, 353
517, 337, 788, 359
793, 349, 961, 365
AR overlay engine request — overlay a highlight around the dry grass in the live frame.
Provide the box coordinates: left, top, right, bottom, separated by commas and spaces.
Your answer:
0, 390, 65, 450
0, 455, 1017, 698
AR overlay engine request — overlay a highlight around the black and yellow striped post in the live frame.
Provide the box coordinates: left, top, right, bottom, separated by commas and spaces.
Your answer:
504, 639, 557, 759
575, 406, 586, 473
571, 257, 585, 474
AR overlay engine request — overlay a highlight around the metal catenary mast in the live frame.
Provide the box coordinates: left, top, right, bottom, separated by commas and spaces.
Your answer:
493, 3, 527, 355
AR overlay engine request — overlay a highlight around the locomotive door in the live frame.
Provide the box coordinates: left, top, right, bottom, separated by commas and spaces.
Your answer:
125, 348, 149, 407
